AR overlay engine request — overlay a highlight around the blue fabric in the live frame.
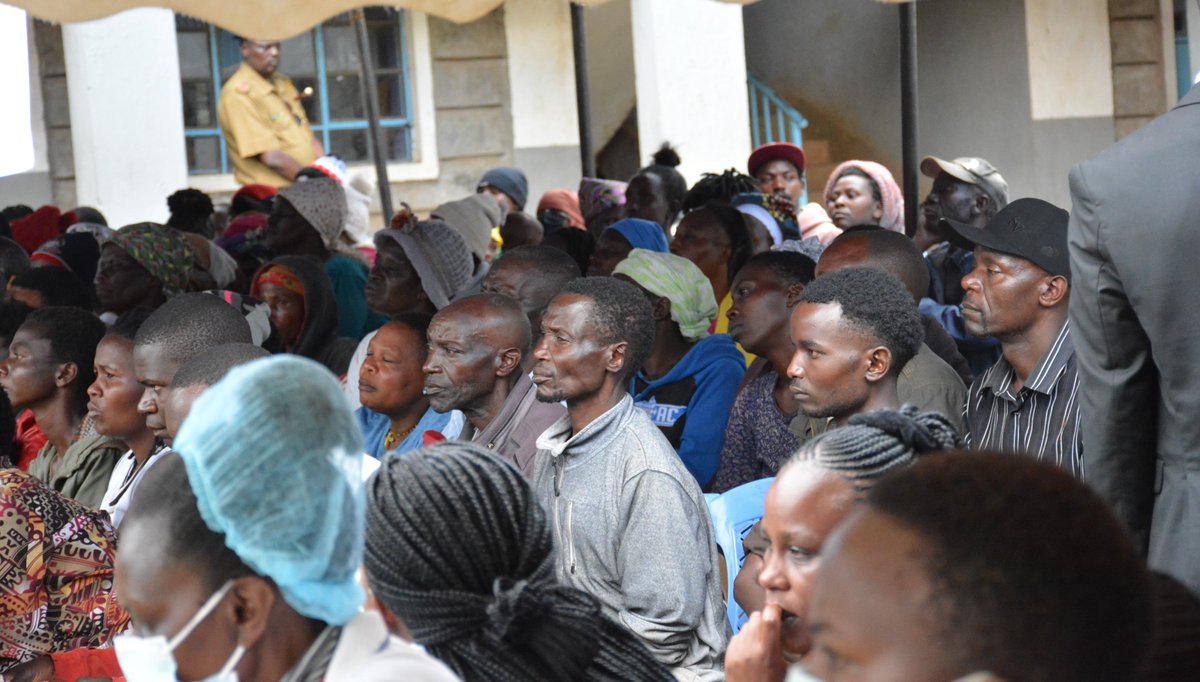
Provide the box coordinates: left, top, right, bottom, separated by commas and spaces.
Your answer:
325, 254, 387, 341
629, 334, 745, 487
174, 356, 365, 625
355, 405, 464, 459
921, 247, 1000, 376
606, 218, 669, 253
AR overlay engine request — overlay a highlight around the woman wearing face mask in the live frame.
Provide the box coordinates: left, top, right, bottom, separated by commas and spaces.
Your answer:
109, 356, 459, 681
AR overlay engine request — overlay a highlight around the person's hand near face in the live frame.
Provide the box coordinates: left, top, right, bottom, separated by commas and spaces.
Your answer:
726, 604, 788, 682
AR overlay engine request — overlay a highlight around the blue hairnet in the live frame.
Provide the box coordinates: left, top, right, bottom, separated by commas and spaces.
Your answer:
173, 355, 366, 625
604, 218, 669, 253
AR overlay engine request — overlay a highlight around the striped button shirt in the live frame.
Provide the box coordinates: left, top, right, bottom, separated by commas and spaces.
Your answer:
964, 320, 1083, 476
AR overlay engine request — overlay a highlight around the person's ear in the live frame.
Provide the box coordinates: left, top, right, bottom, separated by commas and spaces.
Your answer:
229, 576, 277, 650
872, 201, 884, 222
495, 347, 523, 378
652, 296, 672, 323
971, 191, 990, 219
863, 345, 892, 382
605, 341, 630, 375
1039, 275, 1069, 308
54, 362, 78, 388
784, 283, 805, 309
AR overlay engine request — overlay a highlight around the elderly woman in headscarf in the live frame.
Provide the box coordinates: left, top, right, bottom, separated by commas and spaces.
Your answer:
586, 217, 669, 277
94, 223, 194, 316
363, 441, 674, 682
612, 249, 746, 488
822, 160, 905, 232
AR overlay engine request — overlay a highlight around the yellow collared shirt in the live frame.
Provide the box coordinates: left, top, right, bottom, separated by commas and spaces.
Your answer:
217, 62, 318, 187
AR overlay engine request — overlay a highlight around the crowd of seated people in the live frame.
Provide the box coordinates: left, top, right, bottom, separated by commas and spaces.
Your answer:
0, 113, 1194, 682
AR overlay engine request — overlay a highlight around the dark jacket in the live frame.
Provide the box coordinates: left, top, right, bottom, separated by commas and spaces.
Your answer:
1068, 83, 1200, 593
253, 255, 357, 376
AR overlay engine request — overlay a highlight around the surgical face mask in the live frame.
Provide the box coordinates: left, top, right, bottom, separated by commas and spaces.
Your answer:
114, 581, 246, 682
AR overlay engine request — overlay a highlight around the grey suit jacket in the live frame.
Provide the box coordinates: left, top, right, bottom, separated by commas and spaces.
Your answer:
1068, 84, 1200, 592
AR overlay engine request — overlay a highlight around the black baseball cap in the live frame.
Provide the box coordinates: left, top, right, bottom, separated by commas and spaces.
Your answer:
939, 198, 1070, 280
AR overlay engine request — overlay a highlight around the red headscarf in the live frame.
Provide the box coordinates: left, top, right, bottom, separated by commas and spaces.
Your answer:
536, 190, 585, 230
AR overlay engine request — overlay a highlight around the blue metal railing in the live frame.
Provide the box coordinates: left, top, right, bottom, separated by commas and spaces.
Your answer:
1177, 36, 1193, 99
747, 73, 808, 150
747, 73, 809, 204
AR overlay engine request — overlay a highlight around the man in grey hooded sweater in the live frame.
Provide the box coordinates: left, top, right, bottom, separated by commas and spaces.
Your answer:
530, 276, 729, 681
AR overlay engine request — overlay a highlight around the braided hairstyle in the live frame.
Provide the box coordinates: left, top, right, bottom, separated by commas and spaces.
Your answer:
363, 442, 673, 682
682, 168, 760, 212
790, 406, 962, 494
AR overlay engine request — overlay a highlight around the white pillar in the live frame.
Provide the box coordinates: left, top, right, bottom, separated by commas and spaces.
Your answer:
63, 8, 187, 226
0, 7, 34, 178
503, 0, 581, 207
630, 0, 751, 185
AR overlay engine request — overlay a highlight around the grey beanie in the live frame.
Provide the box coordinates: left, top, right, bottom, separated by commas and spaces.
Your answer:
476, 167, 528, 211
278, 177, 346, 249
431, 193, 506, 263
375, 219, 473, 309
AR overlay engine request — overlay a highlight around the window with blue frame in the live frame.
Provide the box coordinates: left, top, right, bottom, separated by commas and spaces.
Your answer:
175, 8, 412, 175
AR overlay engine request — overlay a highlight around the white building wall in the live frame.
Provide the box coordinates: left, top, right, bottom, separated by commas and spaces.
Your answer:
631, 0, 751, 188
504, 0, 582, 208
63, 8, 187, 226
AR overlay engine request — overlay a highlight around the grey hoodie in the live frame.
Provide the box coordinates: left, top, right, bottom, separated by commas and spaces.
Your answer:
532, 394, 729, 681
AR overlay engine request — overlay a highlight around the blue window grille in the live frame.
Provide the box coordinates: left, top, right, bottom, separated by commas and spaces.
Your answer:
175, 8, 413, 175
747, 73, 809, 204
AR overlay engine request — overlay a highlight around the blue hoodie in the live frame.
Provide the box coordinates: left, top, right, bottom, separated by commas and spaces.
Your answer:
630, 333, 746, 488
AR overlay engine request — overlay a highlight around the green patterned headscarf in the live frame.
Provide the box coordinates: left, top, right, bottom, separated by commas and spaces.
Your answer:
110, 223, 195, 299
613, 248, 717, 341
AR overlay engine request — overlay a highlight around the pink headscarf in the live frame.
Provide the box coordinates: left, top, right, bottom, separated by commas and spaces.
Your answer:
822, 160, 905, 233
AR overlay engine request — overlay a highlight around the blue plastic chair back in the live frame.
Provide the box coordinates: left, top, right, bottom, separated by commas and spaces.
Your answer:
706, 476, 774, 633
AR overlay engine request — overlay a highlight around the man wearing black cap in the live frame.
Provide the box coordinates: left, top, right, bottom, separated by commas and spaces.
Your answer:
944, 198, 1081, 476
917, 155, 1009, 377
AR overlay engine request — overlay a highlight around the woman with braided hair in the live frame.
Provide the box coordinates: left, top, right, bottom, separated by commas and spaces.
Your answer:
363, 442, 675, 682
724, 406, 961, 682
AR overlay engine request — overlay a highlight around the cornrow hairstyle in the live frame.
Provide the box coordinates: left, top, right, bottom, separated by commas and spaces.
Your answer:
682, 168, 760, 212
799, 267, 924, 375
789, 406, 961, 494
134, 292, 253, 363
833, 166, 883, 203
363, 442, 674, 682
866, 453, 1152, 682
169, 343, 270, 390
559, 277, 654, 379
10, 267, 94, 311
19, 306, 107, 412
635, 143, 687, 213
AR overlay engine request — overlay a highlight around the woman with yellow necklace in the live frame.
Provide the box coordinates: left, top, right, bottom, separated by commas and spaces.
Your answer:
355, 315, 463, 459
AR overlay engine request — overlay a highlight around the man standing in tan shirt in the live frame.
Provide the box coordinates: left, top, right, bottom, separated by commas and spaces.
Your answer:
218, 39, 323, 187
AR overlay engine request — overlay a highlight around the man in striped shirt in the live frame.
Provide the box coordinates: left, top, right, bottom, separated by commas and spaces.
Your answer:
943, 198, 1082, 476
